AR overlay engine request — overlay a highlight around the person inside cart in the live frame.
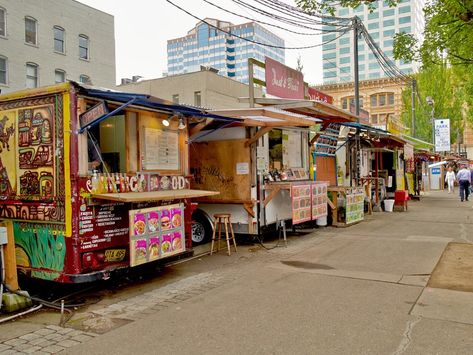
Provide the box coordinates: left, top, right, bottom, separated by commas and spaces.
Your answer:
88, 134, 102, 172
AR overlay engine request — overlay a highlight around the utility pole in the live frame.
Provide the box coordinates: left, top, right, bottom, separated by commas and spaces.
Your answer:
411, 79, 416, 137
353, 16, 360, 119
352, 16, 361, 185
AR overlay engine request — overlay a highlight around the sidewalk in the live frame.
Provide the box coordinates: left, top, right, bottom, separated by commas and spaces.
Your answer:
2, 190, 473, 354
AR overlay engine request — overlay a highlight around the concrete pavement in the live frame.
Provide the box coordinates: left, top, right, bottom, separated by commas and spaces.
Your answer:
1, 190, 473, 354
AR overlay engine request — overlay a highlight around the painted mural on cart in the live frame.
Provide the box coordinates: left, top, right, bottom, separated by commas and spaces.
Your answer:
0, 96, 66, 280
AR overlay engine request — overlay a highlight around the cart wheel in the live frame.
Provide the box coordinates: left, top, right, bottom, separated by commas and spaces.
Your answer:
191, 210, 212, 246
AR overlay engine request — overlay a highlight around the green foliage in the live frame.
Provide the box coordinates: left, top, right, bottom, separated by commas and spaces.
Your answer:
295, 0, 400, 15
401, 64, 468, 143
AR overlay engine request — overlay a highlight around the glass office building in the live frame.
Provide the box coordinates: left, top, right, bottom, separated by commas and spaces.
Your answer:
167, 18, 285, 84
322, 0, 424, 84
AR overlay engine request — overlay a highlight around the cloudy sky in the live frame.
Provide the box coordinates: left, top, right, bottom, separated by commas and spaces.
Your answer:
76, 0, 323, 85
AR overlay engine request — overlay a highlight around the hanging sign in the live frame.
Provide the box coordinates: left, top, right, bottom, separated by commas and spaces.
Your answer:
265, 57, 304, 99
434, 119, 450, 152
308, 87, 333, 104
79, 101, 109, 129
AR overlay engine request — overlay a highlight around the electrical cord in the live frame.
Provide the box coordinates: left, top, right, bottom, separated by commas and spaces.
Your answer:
2, 283, 74, 326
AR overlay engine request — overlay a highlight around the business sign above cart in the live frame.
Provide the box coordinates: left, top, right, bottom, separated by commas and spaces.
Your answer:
308, 87, 333, 104
435, 119, 450, 152
265, 57, 304, 99
79, 100, 109, 129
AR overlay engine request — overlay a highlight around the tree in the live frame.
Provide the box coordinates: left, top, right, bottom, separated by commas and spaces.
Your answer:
400, 64, 467, 143
296, 0, 473, 142
296, 54, 304, 73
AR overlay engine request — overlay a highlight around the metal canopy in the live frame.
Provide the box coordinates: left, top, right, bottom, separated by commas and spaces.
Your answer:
239, 97, 359, 122
73, 82, 243, 123
210, 107, 320, 127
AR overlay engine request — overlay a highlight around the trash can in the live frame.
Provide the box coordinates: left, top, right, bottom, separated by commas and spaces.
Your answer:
316, 215, 327, 226
384, 199, 394, 212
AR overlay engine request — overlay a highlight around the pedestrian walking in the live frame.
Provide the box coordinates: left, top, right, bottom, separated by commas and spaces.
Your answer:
445, 166, 456, 193
456, 164, 471, 202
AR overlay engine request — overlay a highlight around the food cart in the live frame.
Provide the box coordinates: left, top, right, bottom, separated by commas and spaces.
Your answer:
188, 102, 356, 243
0, 82, 238, 283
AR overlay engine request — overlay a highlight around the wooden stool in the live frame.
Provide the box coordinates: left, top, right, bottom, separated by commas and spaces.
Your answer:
210, 213, 237, 256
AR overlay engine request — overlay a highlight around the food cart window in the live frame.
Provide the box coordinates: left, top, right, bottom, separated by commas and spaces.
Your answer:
268, 129, 306, 170
138, 111, 184, 174
87, 114, 127, 173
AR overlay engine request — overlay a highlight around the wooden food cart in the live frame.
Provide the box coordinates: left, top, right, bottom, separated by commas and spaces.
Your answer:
0, 82, 237, 283
188, 106, 344, 243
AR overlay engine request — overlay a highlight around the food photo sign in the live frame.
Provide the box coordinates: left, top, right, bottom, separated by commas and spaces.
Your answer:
129, 203, 185, 267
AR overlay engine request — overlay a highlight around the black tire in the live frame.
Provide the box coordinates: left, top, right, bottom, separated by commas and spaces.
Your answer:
191, 210, 213, 246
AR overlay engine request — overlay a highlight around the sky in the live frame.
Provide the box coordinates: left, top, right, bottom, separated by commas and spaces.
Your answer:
76, 0, 324, 85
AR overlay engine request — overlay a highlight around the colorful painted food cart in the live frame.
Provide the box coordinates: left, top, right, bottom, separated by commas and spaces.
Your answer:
0, 82, 237, 283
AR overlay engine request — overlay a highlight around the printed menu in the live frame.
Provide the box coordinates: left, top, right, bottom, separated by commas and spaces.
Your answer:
292, 184, 312, 224
345, 188, 365, 224
311, 182, 328, 220
129, 203, 185, 267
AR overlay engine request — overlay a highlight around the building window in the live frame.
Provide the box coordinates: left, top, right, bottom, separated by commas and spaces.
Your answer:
79, 74, 91, 84
55, 69, 65, 83
194, 91, 201, 106
371, 95, 377, 107
371, 114, 378, 124
399, 16, 411, 24
54, 26, 65, 53
0, 7, 6, 37
172, 94, 179, 104
25, 17, 37, 45
399, 26, 411, 34
368, 22, 379, 30
388, 93, 395, 105
79, 34, 89, 60
379, 95, 386, 106
26, 62, 38, 88
368, 12, 379, 20
383, 19, 395, 27
0, 56, 7, 85
399, 6, 411, 14
383, 9, 395, 17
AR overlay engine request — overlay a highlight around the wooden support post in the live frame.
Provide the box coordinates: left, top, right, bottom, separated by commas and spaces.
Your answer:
2, 221, 19, 291
245, 126, 272, 147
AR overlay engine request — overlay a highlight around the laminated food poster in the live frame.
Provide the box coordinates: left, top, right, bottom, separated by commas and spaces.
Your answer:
311, 182, 328, 220
129, 203, 185, 267
292, 184, 312, 224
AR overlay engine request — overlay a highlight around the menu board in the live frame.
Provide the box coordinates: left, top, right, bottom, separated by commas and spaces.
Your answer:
345, 188, 365, 224
143, 128, 180, 170
314, 123, 341, 156
311, 182, 328, 220
129, 203, 185, 267
292, 184, 312, 224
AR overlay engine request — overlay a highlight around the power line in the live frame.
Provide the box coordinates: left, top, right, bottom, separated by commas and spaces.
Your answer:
166, 0, 351, 50
201, 0, 329, 35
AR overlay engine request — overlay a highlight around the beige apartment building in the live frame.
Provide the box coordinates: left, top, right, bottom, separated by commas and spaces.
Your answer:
118, 68, 262, 109
0, 0, 115, 94
317, 77, 407, 130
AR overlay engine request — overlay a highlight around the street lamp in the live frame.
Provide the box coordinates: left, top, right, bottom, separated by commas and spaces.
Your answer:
426, 96, 435, 146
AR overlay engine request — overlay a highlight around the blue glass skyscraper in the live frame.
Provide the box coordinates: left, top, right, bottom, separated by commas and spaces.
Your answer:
167, 18, 285, 84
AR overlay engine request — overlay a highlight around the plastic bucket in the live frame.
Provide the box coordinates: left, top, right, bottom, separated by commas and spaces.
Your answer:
384, 199, 394, 212
316, 215, 327, 226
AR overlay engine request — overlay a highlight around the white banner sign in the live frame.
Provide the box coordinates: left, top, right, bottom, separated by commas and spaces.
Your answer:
434, 119, 450, 152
